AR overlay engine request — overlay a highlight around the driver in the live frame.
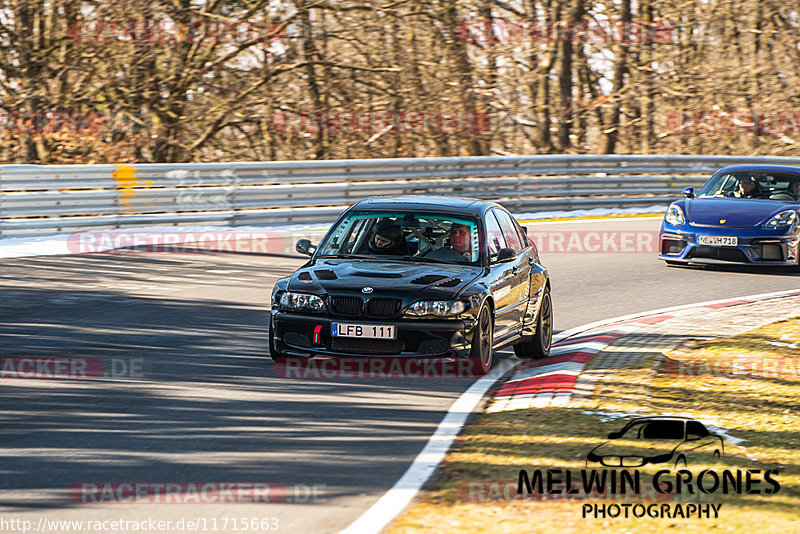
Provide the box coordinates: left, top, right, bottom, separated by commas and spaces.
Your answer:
735, 176, 760, 198
423, 223, 473, 261
368, 220, 409, 255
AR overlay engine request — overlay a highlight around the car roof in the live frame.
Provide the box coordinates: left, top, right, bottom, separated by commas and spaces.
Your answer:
716, 164, 800, 175
624, 416, 695, 423
350, 195, 500, 215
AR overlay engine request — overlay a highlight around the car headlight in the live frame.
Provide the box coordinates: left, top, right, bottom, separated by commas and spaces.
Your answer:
763, 210, 798, 229
279, 292, 326, 312
405, 300, 467, 317
665, 204, 685, 225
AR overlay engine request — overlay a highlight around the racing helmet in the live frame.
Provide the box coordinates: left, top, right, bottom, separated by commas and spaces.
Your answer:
369, 219, 403, 251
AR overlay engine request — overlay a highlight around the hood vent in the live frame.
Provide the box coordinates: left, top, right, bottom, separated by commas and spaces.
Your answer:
353, 271, 403, 278
297, 271, 313, 282
314, 269, 338, 280
438, 278, 462, 287
411, 274, 448, 285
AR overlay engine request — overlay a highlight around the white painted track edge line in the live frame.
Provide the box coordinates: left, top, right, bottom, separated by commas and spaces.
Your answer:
341, 287, 800, 534
338, 359, 518, 534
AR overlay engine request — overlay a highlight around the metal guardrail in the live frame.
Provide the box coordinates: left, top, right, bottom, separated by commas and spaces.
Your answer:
2, 154, 799, 237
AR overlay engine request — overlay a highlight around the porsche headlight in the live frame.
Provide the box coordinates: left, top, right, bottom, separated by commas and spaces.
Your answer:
763, 210, 798, 229
279, 292, 326, 312
405, 300, 467, 317
665, 204, 685, 225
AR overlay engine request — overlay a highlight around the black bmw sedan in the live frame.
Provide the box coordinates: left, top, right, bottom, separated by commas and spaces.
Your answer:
269, 195, 552, 375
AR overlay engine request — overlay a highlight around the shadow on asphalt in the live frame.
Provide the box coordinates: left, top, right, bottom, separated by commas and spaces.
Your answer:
0, 285, 476, 511
668, 263, 800, 277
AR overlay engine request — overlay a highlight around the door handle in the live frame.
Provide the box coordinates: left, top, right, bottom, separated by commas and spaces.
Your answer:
511, 266, 520, 275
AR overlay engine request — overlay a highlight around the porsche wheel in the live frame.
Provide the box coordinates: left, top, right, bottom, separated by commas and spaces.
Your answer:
469, 305, 494, 375
513, 288, 552, 360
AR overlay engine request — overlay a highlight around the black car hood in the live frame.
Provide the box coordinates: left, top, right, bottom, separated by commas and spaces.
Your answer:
287, 258, 483, 299
686, 198, 796, 226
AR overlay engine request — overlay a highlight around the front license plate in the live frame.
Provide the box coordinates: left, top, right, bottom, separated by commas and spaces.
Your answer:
331, 323, 396, 340
698, 235, 738, 246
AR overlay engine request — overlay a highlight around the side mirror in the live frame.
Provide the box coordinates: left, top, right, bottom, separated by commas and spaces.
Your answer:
296, 239, 316, 256
607, 432, 622, 439
682, 187, 695, 199
495, 248, 517, 263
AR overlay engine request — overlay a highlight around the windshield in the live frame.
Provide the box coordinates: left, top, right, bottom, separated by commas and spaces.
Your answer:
317, 212, 480, 264
621, 420, 685, 440
698, 171, 800, 200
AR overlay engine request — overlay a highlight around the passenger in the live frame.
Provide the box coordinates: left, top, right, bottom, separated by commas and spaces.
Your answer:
790, 180, 800, 200
368, 220, 409, 256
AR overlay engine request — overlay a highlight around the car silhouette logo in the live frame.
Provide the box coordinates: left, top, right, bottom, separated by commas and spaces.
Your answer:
361, 287, 374, 294
585, 416, 724, 469
720, 219, 726, 224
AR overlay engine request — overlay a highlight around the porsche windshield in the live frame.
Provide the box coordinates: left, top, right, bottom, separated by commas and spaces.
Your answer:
698, 171, 800, 200
317, 212, 480, 264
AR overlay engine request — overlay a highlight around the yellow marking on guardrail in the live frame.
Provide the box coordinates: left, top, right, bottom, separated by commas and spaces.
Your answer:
112, 164, 153, 211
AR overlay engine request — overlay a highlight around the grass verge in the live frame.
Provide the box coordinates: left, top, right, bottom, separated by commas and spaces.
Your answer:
387, 318, 800, 534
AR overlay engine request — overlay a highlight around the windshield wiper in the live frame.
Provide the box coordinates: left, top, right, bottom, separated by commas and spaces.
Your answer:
317, 254, 375, 259
399, 255, 462, 265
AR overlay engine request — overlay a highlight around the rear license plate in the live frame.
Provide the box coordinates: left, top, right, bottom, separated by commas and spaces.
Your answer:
331, 323, 396, 340
698, 235, 738, 246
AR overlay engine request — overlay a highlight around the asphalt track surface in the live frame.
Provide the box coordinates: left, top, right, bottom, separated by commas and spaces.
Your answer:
1, 218, 798, 533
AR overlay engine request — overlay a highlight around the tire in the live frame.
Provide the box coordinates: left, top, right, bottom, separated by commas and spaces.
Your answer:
469, 305, 494, 375
513, 287, 553, 360
674, 454, 687, 469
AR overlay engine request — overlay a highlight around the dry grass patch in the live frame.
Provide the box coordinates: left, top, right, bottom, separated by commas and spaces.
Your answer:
388, 319, 800, 534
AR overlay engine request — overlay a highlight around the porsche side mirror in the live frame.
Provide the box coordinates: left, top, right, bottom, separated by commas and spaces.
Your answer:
496, 248, 517, 263
296, 239, 316, 256
682, 187, 695, 199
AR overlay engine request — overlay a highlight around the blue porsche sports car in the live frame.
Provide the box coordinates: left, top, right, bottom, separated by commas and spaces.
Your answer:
659, 164, 800, 267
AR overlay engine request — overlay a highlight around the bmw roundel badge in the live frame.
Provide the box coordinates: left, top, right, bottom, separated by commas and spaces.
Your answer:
362, 287, 374, 294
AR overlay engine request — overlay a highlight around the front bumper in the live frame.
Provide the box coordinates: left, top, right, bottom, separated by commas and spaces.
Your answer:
658, 224, 800, 266
270, 311, 476, 358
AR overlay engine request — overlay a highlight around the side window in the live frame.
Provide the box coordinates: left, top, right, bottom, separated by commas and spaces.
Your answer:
686, 421, 709, 440
484, 212, 507, 255
494, 209, 524, 252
